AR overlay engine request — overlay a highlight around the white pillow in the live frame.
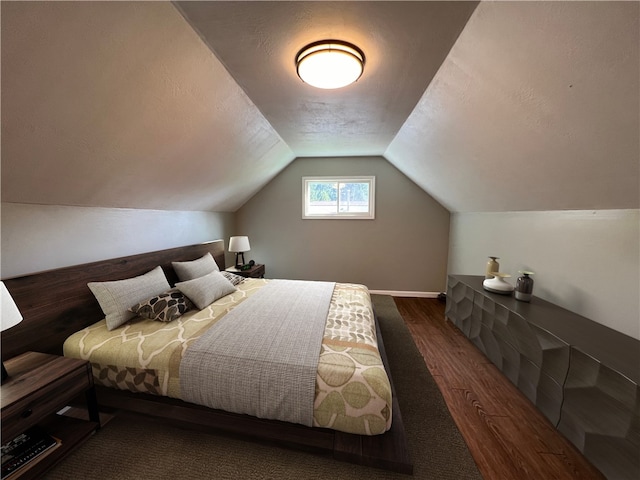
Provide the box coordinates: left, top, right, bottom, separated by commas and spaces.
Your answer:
88, 266, 170, 331
175, 270, 236, 310
172, 252, 219, 281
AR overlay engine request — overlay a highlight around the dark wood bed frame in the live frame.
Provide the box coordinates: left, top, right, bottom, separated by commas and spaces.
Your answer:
1, 240, 412, 474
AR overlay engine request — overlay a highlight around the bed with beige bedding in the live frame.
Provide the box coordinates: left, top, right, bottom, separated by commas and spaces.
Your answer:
2, 240, 411, 472
63, 279, 392, 436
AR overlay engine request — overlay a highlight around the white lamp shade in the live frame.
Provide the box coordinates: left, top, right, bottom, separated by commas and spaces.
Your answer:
1, 282, 23, 332
228, 236, 251, 253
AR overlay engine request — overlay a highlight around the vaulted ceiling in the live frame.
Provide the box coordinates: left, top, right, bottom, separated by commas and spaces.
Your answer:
1, 1, 638, 213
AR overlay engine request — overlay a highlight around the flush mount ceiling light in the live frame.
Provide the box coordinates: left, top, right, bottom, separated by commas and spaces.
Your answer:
296, 40, 365, 89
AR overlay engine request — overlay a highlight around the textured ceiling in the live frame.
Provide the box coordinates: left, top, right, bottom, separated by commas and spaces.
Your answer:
1, 1, 294, 212
174, 1, 477, 157
1, 1, 638, 213
386, 1, 640, 212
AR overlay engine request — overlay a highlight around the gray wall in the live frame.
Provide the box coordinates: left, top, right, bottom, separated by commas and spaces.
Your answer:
0, 203, 235, 277
3, 199, 635, 341
448, 209, 640, 340
236, 156, 450, 294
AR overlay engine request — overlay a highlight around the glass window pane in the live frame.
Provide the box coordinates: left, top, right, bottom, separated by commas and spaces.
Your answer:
303, 176, 375, 219
308, 181, 337, 215
338, 182, 369, 213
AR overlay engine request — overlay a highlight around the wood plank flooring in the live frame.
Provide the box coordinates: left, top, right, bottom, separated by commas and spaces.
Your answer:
395, 296, 606, 480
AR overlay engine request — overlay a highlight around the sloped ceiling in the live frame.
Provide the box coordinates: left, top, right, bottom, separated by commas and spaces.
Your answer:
386, 1, 640, 212
1, 1, 638, 213
1, 1, 294, 212
174, 1, 477, 157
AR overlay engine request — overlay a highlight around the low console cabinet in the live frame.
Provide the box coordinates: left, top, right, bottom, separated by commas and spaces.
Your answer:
445, 274, 639, 480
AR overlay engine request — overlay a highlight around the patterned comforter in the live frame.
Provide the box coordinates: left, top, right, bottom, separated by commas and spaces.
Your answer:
63, 279, 392, 435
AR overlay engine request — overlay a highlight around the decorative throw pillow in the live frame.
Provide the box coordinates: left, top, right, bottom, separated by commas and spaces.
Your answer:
175, 270, 236, 310
172, 252, 219, 281
221, 271, 246, 286
88, 266, 170, 331
129, 289, 195, 322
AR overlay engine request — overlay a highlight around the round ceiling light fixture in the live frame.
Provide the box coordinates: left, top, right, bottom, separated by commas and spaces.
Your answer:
296, 40, 365, 89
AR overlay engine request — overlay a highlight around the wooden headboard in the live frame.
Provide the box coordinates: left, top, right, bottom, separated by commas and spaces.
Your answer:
1, 240, 226, 361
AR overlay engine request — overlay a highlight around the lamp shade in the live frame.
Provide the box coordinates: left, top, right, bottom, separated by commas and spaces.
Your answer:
296, 40, 365, 89
228, 236, 251, 253
1, 282, 23, 332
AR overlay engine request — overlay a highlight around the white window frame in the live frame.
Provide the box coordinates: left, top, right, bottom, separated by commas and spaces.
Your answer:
302, 176, 376, 220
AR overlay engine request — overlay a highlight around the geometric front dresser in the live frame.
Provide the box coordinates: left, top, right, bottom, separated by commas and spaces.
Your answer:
446, 275, 640, 480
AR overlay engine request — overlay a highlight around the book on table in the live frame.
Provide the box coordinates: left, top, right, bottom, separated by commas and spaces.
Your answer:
1, 426, 61, 479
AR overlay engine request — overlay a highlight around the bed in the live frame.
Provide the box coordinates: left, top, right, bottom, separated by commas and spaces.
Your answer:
1, 240, 412, 473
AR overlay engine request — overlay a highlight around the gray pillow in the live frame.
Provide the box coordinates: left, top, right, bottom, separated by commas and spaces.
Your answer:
175, 270, 236, 310
172, 252, 219, 281
88, 266, 170, 331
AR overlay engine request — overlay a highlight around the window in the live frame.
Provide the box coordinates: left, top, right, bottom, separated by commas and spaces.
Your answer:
303, 176, 375, 219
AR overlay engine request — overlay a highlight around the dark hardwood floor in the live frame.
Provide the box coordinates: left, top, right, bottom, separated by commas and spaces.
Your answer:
395, 296, 606, 480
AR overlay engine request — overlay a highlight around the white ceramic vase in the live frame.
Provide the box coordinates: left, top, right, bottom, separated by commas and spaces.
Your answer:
483, 273, 514, 295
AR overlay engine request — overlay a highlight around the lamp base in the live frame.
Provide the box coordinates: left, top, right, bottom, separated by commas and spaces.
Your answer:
234, 252, 246, 269
1, 361, 8, 383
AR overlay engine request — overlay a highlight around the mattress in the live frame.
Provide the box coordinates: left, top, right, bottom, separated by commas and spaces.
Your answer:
63, 279, 392, 436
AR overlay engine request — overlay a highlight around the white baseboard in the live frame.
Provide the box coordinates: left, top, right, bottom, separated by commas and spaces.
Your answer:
369, 290, 441, 298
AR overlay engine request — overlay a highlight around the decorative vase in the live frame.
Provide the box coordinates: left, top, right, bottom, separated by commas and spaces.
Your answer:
483, 272, 514, 295
515, 271, 535, 302
485, 257, 500, 279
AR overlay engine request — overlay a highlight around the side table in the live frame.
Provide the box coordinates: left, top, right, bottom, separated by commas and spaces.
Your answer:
225, 264, 265, 278
1, 352, 100, 479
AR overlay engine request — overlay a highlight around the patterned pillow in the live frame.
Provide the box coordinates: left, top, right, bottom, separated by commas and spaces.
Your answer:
221, 271, 246, 286
129, 289, 195, 322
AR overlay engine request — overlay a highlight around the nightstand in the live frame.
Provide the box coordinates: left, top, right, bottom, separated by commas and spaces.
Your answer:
1, 352, 100, 479
225, 263, 265, 278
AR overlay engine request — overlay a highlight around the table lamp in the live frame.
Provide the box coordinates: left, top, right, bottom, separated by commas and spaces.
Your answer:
1, 281, 23, 382
229, 236, 251, 269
